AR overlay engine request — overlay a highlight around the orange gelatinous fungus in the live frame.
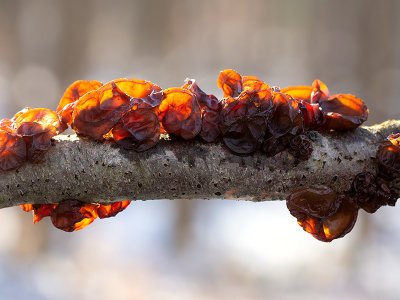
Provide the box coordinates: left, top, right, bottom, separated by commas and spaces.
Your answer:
0, 130, 27, 171
242, 76, 273, 103
97, 201, 131, 219
182, 79, 221, 142
12, 108, 66, 162
388, 133, 400, 147
280, 85, 314, 102
112, 108, 160, 151
281, 79, 329, 103
321, 195, 358, 241
157, 88, 202, 140
11, 107, 32, 122
56, 80, 103, 125
57, 102, 76, 125
0, 118, 12, 127
71, 82, 134, 140
286, 185, 358, 242
217, 69, 243, 98
182, 79, 220, 112
14, 108, 67, 135
20, 204, 33, 212
50, 200, 98, 232
311, 79, 330, 103
57, 80, 103, 112
318, 94, 369, 131
108, 78, 162, 108
0, 119, 13, 133
30, 204, 58, 223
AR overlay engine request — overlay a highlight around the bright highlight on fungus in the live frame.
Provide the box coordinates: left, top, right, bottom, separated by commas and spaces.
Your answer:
2, 69, 395, 240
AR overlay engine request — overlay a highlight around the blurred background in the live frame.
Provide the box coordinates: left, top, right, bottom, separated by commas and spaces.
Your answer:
0, 0, 400, 299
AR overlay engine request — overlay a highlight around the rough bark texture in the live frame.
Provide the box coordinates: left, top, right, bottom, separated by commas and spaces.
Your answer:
0, 120, 399, 208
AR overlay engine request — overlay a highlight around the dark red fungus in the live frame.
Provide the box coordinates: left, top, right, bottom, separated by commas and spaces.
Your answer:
219, 80, 273, 154
352, 172, 397, 213
297, 101, 325, 130
0, 130, 26, 171
112, 108, 160, 151
286, 185, 358, 242
289, 134, 313, 160
318, 94, 369, 131
10, 70, 374, 237
182, 79, 221, 142
268, 92, 303, 138
50, 200, 98, 232
262, 135, 290, 157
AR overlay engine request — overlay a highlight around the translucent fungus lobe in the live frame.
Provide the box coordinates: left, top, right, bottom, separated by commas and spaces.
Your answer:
157, 88, 202, 140
286, 185, 358, 242
112, 109, 160, 151
0, 130, 26, 171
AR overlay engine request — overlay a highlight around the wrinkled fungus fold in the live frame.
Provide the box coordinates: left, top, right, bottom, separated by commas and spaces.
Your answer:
3, 69, 378, 238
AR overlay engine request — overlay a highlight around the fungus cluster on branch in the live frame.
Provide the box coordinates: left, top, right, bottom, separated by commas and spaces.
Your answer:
1, 69, 391, 240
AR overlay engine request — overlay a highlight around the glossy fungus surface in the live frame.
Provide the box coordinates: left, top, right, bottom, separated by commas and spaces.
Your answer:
376, 135, 400, 179
281, 79, 368, 131
51, 200, 98, 232
13, 108, 66, 162
352, 172, 397, 213
318, 94, 369, 131
0, 130, 26, 171
286, 185, 358, 242
289, 134, 313, 160
97, 201, 131, 219
57, 80, 103, 125
157, 88, 202, 140
217, 69, 243, 98
72, 82, 134, 139
112, 109, 160, 151
7, 69, 376, 238
268, 92, 303, 138
219, 76, 273, 154
182, 79, 221, 142
57, 80, 103, 113
21, 200, 131, 232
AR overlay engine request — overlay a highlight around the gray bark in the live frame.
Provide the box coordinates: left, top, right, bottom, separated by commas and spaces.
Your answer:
0, 120, 399, 209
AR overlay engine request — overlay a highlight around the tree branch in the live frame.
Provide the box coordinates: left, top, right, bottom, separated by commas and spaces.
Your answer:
1, 120, 399, 209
